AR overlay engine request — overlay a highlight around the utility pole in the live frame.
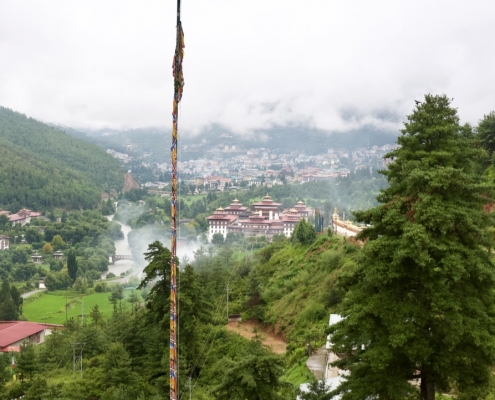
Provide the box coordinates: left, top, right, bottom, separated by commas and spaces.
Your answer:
71, 343, 85, 379
189, 376, 192, 400
226, 283, 230, 322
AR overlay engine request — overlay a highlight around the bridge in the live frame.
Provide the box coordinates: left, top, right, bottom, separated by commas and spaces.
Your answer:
110, 254, 135, 263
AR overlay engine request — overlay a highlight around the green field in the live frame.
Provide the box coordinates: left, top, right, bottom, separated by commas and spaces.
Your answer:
182, 193, 206, 205
22, 289, 142, 324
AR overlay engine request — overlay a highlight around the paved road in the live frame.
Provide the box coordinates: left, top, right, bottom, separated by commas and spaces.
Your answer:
306, 345, 327, 380
21, 289, 46, 299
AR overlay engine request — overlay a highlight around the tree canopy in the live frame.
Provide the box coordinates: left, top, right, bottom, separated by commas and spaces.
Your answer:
477, 111, 495, 157
330, 94, 495, 400
0, 106, 124, 211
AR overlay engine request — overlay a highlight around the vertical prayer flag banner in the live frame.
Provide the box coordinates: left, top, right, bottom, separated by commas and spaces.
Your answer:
170, 2, 184, 399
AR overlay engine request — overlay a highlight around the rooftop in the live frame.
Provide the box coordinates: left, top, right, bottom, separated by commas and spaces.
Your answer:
0, 321, 47, 348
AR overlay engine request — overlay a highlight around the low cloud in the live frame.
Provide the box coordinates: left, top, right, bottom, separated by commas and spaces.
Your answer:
1, 0, 494, 134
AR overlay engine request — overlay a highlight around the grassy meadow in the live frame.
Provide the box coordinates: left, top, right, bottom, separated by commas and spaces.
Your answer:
22, 289, 143, 325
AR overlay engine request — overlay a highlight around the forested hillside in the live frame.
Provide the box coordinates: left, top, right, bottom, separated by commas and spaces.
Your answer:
0, 107, 124, 210
0, 227, 350, 399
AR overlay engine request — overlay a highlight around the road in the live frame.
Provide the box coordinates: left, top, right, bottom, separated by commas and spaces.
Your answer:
21, 289, 46, 299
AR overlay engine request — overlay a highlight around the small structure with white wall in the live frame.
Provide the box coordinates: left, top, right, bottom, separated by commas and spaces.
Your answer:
31, 252, 42, 264
39, 277, 46, 290
332, 208, 362, 237
0, 235, 9, 251
326, 314, 345, 379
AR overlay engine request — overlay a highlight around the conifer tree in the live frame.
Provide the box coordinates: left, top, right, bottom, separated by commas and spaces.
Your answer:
477, 111, 495, 157
0, 280, 19, 320
330, 95, 495, 400
17, 342, 39, 380
67, 249, 78, 285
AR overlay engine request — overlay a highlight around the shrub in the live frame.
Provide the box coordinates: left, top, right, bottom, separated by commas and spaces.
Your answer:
95, 282, 108, 293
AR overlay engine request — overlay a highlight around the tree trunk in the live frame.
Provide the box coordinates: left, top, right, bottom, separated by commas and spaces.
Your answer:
420, 375, 435, 400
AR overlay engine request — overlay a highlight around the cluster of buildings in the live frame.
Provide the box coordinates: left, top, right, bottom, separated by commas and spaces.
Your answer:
206, 196, 313, 241
0, 208, 43, 227
205, 197, 364, 242
0, 209, 45, 251
170, 144, 397, 190
106, 148, 134, 163
112, 140, 397, 191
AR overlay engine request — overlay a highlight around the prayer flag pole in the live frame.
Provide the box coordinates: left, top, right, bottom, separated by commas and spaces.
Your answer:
170, 0, 184, 398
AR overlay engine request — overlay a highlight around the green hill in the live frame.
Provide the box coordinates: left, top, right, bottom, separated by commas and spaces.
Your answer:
0, 107, 124, 210
255, 235, 356, 341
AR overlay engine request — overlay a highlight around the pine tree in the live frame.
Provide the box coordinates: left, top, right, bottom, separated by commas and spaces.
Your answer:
330, 95, 495, 400
89, 304, 103, 328
477, 111, 495, 157
212, 339, 285, 400
292, 219, 316, 245
17, 342, 39, 380
299, 380, 334, 400
67, 250, 78, 285
0, 280, 19, 320
178, 264, 210, 374
103, 342, 134, 387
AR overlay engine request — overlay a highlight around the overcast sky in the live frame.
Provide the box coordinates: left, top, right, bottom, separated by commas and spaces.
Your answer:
1, 0, 494, 135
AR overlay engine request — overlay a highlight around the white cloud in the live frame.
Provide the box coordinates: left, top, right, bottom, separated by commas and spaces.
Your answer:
1, 0, 494, 134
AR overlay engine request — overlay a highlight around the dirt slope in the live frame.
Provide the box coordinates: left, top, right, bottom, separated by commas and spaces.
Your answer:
226, 320, 287, 354
123, 172, 140, 193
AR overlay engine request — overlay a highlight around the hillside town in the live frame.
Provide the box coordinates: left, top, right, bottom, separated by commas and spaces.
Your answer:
107, 141, 398, 190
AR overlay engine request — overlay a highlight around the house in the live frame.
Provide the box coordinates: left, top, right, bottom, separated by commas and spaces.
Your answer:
31, 253, 42, 264
228, 314, 242, 323
0, 235, 9, 250
53, 250, 64, 261
8, 209, 42, 226
0, 321, 62, 352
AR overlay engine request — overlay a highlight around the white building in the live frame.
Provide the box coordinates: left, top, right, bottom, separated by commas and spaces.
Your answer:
0, 235, 9, 250
206, 197, 313, 242
331, 208, 362, 237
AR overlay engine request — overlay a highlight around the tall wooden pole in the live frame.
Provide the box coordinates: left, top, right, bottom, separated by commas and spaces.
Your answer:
171, 1, 184, 399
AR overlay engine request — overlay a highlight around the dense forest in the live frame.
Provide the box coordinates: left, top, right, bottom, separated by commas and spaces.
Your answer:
0, 225, 350, 399
0, 107, 124, 211
0, 209, 120, 289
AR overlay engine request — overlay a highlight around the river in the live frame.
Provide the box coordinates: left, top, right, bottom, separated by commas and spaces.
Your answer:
105, 215, 136, 280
